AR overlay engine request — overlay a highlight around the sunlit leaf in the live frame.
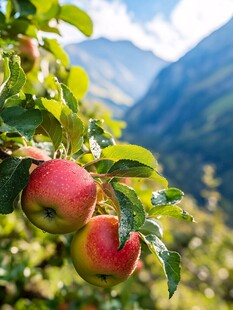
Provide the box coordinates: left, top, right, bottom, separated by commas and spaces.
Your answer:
149, 204, 194, 222
101, 144, 157, 168
0, 55, 26, 110
141, 234, 181, 298
30, 0, 59, 20
0, 157, 31, 214
36, 98, 84, 155
43, 38, 69, 67
151, 188, 184, 206
10, 19, 38, 37
60, 107, 84, 155
37, 110, 62, 151
59, 4, 93, 37
140, 218, 163, 239
112, 182, 146, 250
36, 98, 62, 120
108, 159, 155, 178
60, 83, 79, 113
88, 119, 115, 159
67, 66, 89, 100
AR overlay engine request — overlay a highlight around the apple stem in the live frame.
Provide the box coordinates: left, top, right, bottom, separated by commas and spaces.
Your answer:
43, 207, 56, 220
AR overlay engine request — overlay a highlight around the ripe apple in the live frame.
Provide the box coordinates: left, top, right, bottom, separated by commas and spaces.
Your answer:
21, 159, 97, 234
17, 35, 40, 72
71, 215, 141, 287
12, 146, 51, 172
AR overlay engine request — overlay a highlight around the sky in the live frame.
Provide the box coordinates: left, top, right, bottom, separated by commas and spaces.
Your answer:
60, 0, 233, 61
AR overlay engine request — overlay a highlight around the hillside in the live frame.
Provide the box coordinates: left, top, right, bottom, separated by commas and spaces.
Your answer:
124, 18, 233, 218
65, 38, 168, 117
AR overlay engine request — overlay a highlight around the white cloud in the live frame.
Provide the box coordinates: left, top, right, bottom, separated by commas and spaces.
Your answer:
147, 0, 233, 60
59, 0, 233, 61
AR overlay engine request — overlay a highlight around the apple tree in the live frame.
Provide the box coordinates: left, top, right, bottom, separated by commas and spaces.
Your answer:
0, 0, 195, 305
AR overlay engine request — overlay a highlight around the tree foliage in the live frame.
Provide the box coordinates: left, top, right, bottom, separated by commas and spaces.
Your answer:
1, 1, 229, 309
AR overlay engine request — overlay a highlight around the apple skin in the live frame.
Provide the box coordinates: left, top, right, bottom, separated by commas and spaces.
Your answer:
21, 159, 97, 234
17, 35, 39, 72
12, 146, 51, 172
71, 215, 141, 287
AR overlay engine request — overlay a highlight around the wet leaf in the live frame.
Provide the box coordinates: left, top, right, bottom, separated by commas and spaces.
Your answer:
0, 158, 31, 214
139, 218, 163, 239
141, 234, 181, 298
0, 106, 42, 140
149, 204, 194, 222
88, 119, 115, 159
112, 182, 146, 250
151, 188, 184, 206
60, 83, 79, 113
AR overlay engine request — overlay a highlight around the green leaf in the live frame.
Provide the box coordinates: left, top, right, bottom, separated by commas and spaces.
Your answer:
36, 98, 84, 154
151, 188, 184, 206
67, 66, 89, 100
141, 234, 181, 298
37, 110, 62, 151
30, 0, 60, 20
10, 19, 38, 37
36, 98, 62, 120
0, 12, 6, 27
112, 182, 146, 250
101, 145, 168, 186
0, 55, 26, 110
88, 119, 115, 159
12, 0, 37, 16
60, 107, 84, 155
149, 188, 194, 221
149, 170, 169, 188
149, 205, 194, 222
60, 83, 79, 113
59, 4, 93, 37
0, 106, 42, 140
139, 218, 163, 239
0, 157, 31, 214
101, 144, 157, 168
43, 38, 69, 67
108, 159, 155, 178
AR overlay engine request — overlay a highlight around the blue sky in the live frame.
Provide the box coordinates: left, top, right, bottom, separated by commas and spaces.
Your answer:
60, 0, 233, 61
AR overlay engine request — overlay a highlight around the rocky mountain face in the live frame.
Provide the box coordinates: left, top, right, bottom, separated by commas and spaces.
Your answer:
124, 18, 233, 219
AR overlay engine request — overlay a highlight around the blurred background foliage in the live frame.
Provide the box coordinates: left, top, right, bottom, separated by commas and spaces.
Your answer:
0, 0, 233, 309
0, 170, 233, 310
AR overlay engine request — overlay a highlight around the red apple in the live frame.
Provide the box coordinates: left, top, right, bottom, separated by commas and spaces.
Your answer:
71, 215, 141, 287
12, 146, 51, 172
21, 159, 97, 234
17, 35, 39, 72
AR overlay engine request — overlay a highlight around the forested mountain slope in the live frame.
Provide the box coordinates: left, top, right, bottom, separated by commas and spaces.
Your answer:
124, 18, 233, 218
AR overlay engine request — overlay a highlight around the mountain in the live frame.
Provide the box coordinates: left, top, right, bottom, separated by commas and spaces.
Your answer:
65, 38, 168, 117
124, 18, 233, 219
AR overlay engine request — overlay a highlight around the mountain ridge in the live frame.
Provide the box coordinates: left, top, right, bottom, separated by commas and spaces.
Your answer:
123, 18, 233, 219
65, 37, 169, 117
